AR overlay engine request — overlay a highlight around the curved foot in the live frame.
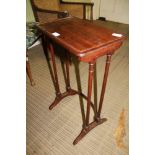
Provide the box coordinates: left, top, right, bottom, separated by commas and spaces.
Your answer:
49, 90, 77, 110
49, 96, 63, 110
73, 118, 107, 145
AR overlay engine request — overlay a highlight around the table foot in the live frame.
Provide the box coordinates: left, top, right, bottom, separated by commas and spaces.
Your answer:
49, 89, 94, 110
49, 89, 77, 110
73, 118, 107, 145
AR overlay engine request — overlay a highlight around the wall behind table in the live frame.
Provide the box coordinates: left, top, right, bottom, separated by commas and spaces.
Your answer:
26, 0, 35, 22
99, 0, 129, 24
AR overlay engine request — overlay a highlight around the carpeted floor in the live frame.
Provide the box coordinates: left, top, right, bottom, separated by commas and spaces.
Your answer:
26, 20, 129, 155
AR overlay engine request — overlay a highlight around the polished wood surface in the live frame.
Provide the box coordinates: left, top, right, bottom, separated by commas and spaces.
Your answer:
37, 17, 125, 62
37, 17, 125, 145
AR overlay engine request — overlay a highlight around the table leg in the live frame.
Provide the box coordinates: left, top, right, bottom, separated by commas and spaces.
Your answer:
93, 63, 98, 119
96, 54, 112, 120
73, 54, 112, 145
48, 43, 61, 96
48, 43, 71, 110
65, 52, 71, 91
74, 61, 104, 145
85, 61, 95, 126
48, 43, 94, 110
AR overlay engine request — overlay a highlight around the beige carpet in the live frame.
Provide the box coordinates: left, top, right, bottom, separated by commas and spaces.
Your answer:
26, 20, 129, 155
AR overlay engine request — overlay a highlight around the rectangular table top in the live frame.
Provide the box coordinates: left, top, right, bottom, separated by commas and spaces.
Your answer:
37, 17, 125, 61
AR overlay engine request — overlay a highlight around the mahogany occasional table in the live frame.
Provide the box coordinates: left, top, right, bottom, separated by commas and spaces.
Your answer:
37, 17, 125, 145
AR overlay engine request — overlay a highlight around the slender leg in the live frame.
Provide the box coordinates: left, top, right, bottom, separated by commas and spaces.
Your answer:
65, 52, 71, 91
48, 43, 63, 110
73, 61, 106, 145
96, 54, 112, 120
26, 51, 35, 86
73, 58, 86, 128
41, 35, 56, 89
73, 55, 113, 145
42, 36, 57, 91
48, 43, 95, 110
93, 63, 98, 119
60, 59, 67, 89
48, 44, 94, 110
85, 61, 95, 126
48, 43, 61, 96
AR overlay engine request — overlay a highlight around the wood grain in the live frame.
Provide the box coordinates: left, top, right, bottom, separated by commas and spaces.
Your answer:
37, 17, 125, 62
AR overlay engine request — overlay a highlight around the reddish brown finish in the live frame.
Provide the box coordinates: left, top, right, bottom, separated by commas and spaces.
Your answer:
37, 17, 125, 61
49, 88, 95, 110
37, 17, 125, 145
79, 41, 122, 62
97, 54, 112, 120
73, 118, 107, 145
86, 61, 95, 126
93, 63, 98, 119
65, 52, 71, 91
48, 44, 61, 96
47, 40, 95, 111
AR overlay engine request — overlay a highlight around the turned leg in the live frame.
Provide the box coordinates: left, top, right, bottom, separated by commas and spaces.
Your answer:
73, 55, 113, 145
73, 61, 105, 145
26, 51, 35, 86
73, 58, 86, 128
93, 63, 98, 119
65, 52, 71, 91
48, 43, 95, 110
96, 54, 112, 120
85, 61, 95, 126
48, 43, 62, 110
41, 36, 57, 93
48, 43, 61, 96
48, 44, 85, 110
